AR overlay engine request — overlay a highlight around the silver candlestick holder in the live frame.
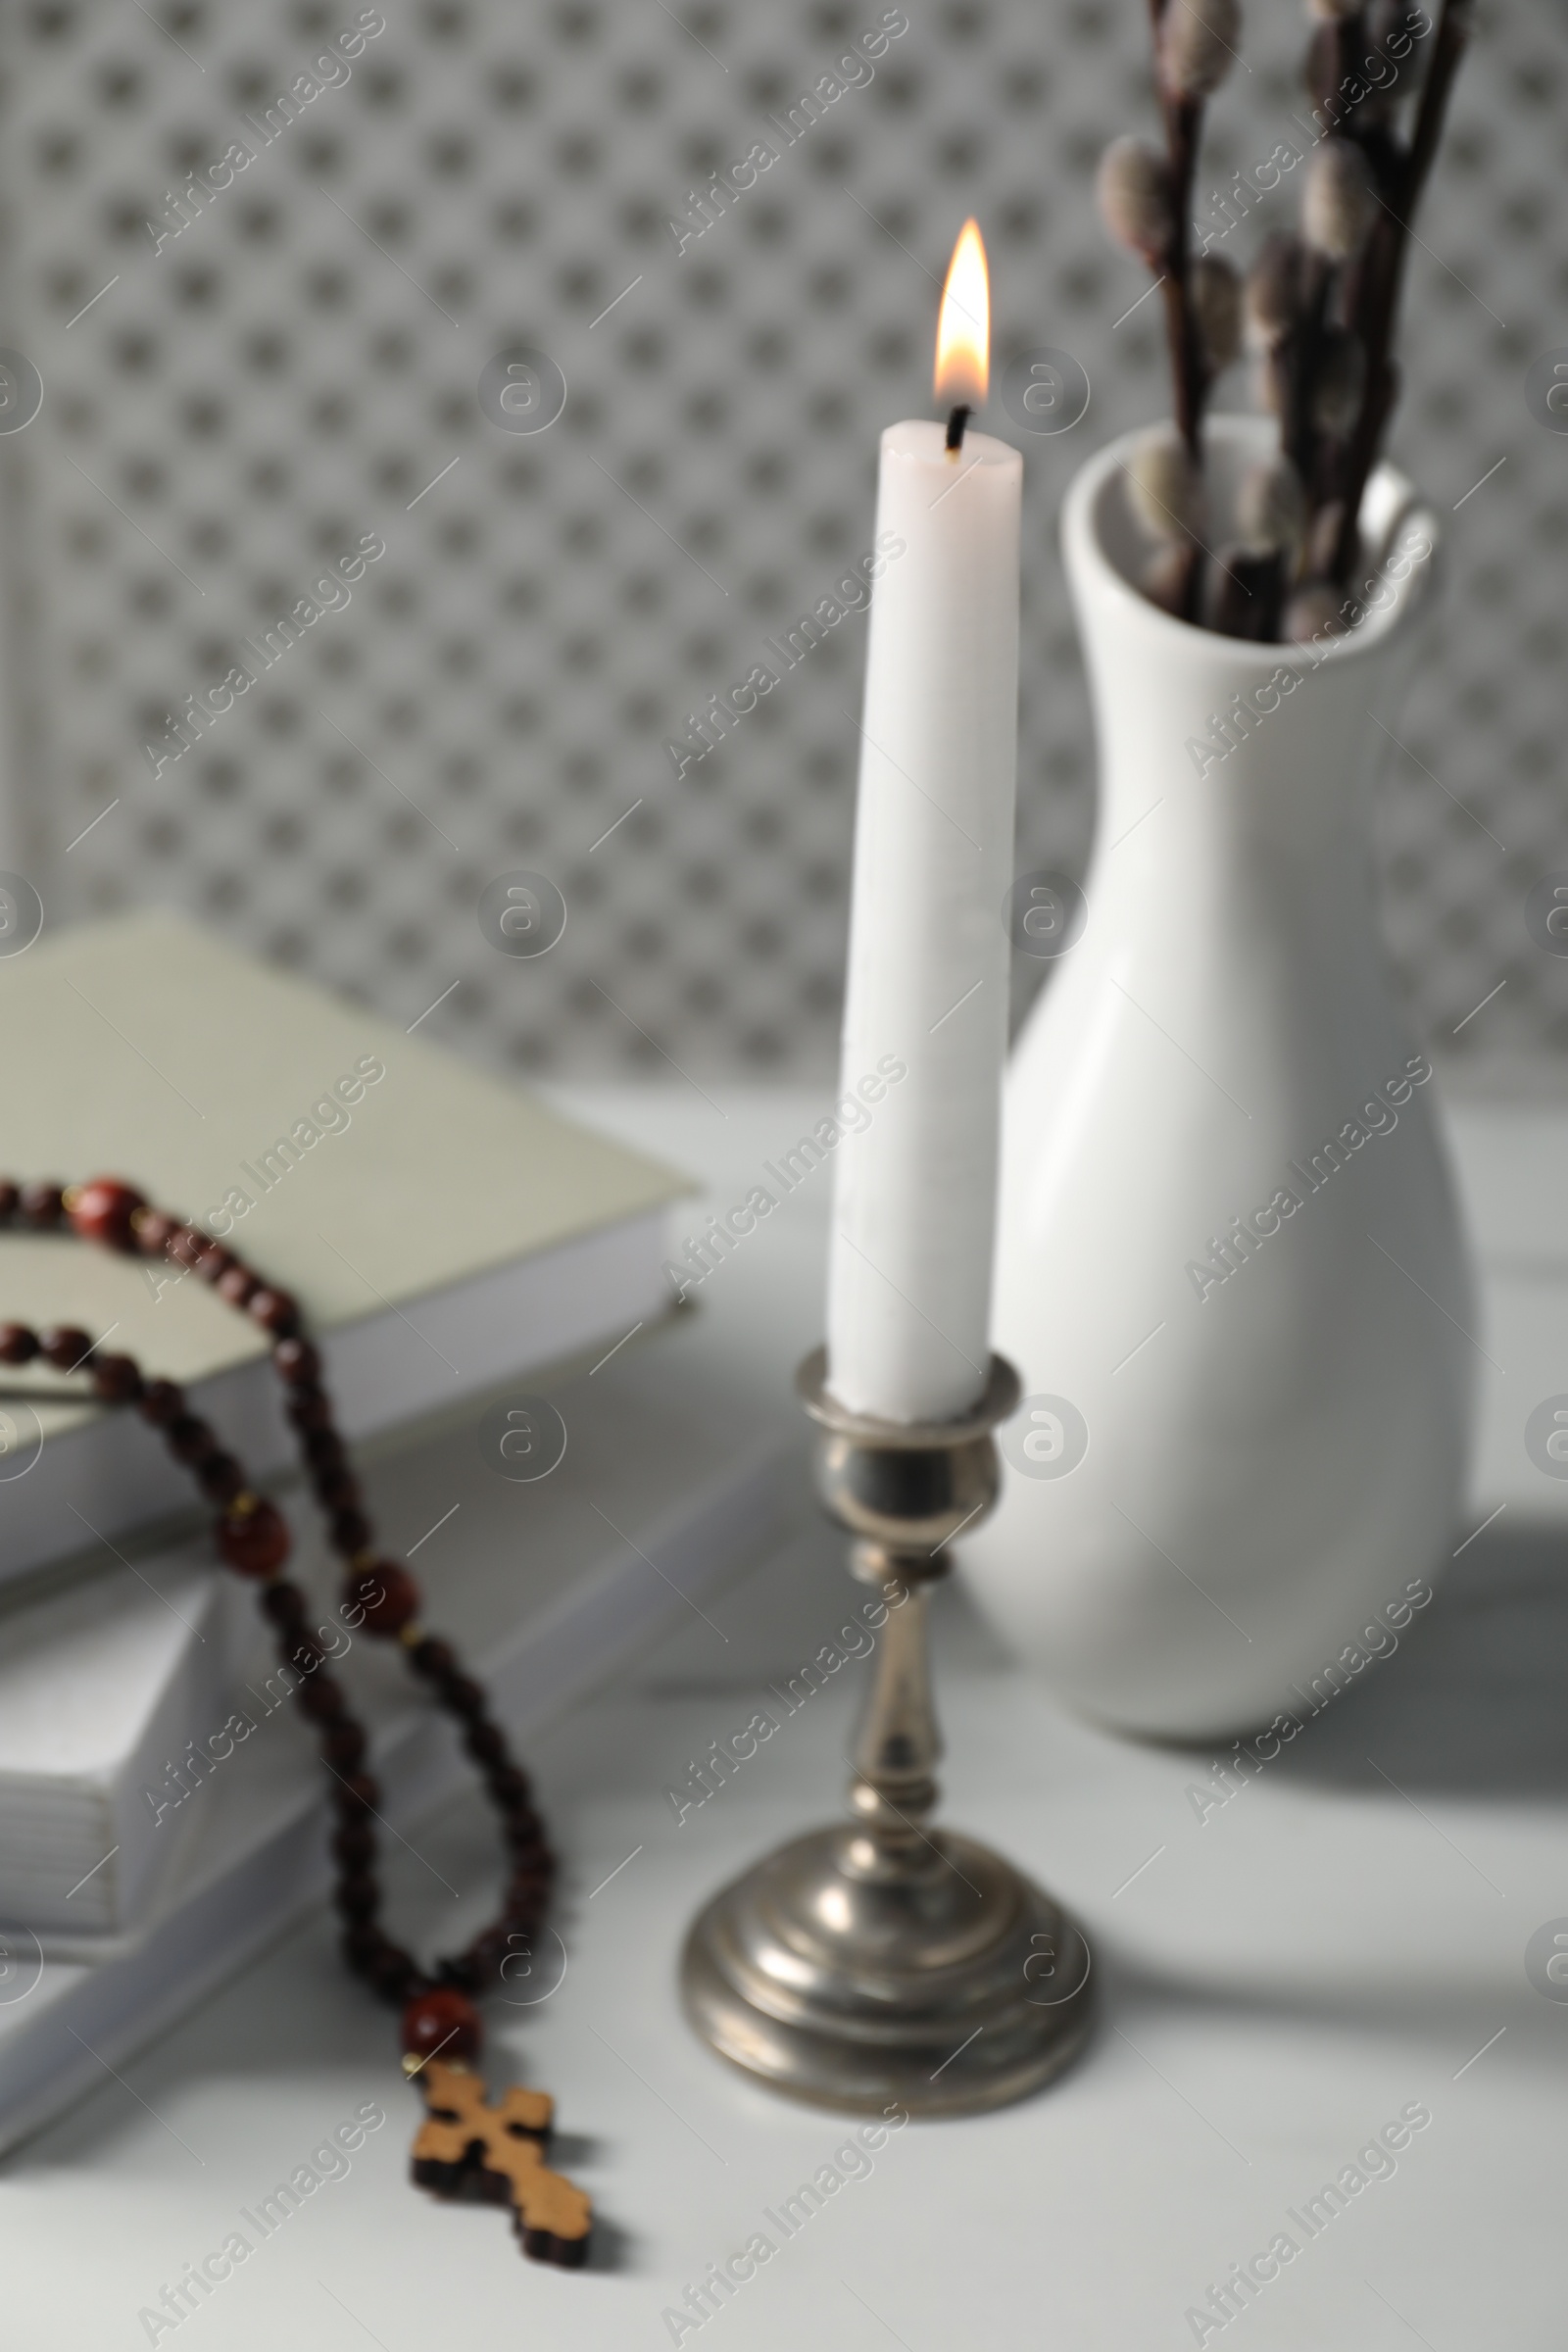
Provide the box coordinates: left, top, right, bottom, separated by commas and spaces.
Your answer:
680, 1346, 1093, 2116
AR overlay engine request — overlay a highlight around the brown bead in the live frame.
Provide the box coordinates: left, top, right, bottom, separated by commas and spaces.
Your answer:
441, 1675, 486, 1719
167, 1413, 218, 1465
401, 1984, 482, 2065
299, 1677, 348, 1725
90, 1352, 144, 1404
248, 1287, 302, 1336
464, 1722, 508, 1768
342, 1562, 420, 1638
315, 1465, 361, 1511
408, 1637, 456, 1682
216, 1497, 291, 1577
334, 1872, 380, 1923
342, 1922, 389, 1974
133, 1208, 180, 1257
273, 1337, 320, 1386
216, 1264, 260, 1308
138, 1379, 186, 1427
285, 1387, 331, 1433
197, 1452, 245, 1504
487, 1767, 528, 1811
67, 1178, 146, 1253
40, 1325, 94, 1373
332, 1820, 374, 1870
260, 1579, 310, 1629
168, 1225, 207, 1270
304, 1427, 344, 1472
285, 1635, 327, 1678
193, 1242, 233, 1283
0, 1324, 38, 1365
0, 1182, 18, 1222
435, 1954, 482, 1997
373, 1947, 419, 2003
322, 1722, 367, 1773
329, 1506, 372, 1556
19, 1181, 65, 1229
333, 1772, 380, 1816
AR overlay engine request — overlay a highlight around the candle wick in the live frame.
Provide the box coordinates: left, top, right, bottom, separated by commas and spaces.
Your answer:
945, 404, 971, 455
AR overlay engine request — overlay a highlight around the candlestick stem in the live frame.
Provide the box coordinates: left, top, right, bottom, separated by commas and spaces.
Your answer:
680, 1348, 1095, 2116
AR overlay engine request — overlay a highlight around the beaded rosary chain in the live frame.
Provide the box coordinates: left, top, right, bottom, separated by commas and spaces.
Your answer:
0, 1176, 554, 2090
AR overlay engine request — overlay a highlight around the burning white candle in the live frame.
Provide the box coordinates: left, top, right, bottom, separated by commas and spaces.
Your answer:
824, 221, 1022, 1424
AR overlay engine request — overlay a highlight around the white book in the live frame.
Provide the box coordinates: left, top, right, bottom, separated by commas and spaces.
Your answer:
0, 1561, 241, 1933
0, 910, 688, 1588
0, 1305, 800, 2152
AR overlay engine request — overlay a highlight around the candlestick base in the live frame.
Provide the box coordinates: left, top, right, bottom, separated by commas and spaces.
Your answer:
679, 1350, 1093, 2117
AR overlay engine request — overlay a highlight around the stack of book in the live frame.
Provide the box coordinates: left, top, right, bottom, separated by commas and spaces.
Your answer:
0, 912, 796, 2152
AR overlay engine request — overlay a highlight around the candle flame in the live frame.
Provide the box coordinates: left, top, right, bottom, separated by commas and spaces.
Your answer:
934, 219, 990, 410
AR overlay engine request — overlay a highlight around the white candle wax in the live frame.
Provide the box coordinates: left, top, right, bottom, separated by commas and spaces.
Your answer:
824, 416, 1022, 1423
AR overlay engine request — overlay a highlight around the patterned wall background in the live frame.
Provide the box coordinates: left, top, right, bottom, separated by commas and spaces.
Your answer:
0, 0, 1561, 1078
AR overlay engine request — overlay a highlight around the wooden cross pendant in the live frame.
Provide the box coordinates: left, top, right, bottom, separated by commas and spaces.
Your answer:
409, 2060, 592, 2268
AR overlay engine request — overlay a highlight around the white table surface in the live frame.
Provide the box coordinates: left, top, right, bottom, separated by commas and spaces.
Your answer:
4, 1083, 1565, 2352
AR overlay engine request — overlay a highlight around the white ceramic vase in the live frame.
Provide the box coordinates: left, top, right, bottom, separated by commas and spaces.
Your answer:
960, 416, 1478, 1740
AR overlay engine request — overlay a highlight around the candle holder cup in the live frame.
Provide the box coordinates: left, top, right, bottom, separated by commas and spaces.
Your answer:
680, 1347, 1094, 2116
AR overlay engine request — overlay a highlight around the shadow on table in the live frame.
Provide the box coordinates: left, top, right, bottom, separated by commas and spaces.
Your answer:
1226, 1522, 1568, 1802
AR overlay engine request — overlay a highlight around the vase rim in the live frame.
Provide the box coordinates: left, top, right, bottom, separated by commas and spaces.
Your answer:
1062, 414, 1439, 673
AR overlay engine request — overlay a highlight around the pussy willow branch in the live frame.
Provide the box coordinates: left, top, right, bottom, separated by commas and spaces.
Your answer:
1329, 0, 1472, 581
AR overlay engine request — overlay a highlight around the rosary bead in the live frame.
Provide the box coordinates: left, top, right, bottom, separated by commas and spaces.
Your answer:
216, 1263, 260, 1308
138, 1378, 186, 1427
90, 1352, 144, 1404
299, 1675, 348, 1724
286, 1633, 328, 1678
40, 1325, 94, 1372
464, 1721, 508, 1768
167, 1412, 219, 1466
322, 1722, 367, 1773
0, 1182, 18, 1221
168, 1225, 208, 1270
401, 1984, 482, 2065
316, 1465, 361, 1511
19, 1181, 65, 1228
333, 1871, 380, 1924
67, 1177, 146, 1252
333, 1772, 380, 1816
342, 1922, 388, 1975
132, 1207, 180, 1257
197, 1451, 245, 1504
440, 1674, 486, 1719
434, 1953, 482, 1996
285, 1387, 331, 1433
216, 1496, 292, 1577
248, 1287, 302, 1337
373, 1947, 420, 2004
343, 1563, 420, 1637
193, 1242, 234, 1283
304, 1427, 345, 1472
273, 1337, 320, 1386
329, 1506, 373, 1556
407, 1636, 456, 1683
0, 1323, 38, 1365
332, 1820, 374, 1870
260, 1578, 310, 1629
487, 1766, 528, 1812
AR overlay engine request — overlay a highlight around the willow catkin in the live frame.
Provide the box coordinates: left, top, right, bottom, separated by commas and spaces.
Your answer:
1160, 0, 1244, 98
1192, 255, 1243, 373
1125, 429, 1202, 541
1302, 137, 1376, 259
1097, 137, 1174, 260
1244, 231, 1303, 352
